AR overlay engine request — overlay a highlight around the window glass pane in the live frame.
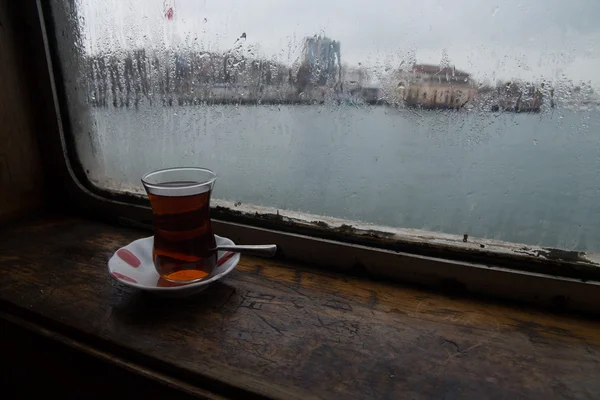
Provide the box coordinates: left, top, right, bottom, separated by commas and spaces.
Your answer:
49, 0, 600, 251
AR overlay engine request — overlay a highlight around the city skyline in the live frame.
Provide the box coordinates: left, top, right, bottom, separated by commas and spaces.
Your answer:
78, 0, 600, 88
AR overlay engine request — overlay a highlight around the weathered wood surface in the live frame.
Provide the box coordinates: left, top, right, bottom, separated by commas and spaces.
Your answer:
1, 217, 600, 399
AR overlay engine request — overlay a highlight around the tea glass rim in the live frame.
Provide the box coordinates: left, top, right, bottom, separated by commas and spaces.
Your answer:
141, 167, 217, 194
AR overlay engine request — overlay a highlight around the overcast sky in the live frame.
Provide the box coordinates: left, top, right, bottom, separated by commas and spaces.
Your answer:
79, 0, 600, 85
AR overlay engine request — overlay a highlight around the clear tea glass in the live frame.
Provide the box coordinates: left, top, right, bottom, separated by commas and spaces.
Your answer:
142, 167, 217, 283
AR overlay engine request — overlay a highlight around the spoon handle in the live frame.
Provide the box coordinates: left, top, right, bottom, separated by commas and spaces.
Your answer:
215, 244, 277, 258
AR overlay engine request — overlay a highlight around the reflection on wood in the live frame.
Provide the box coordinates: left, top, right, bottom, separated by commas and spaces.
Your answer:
1, 217, 600, 398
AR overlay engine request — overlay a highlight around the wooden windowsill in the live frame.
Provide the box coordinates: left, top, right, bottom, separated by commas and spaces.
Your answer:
1, 216, 600, 399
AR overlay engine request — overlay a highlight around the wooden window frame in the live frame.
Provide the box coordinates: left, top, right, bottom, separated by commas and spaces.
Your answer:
29, 0, 600, 312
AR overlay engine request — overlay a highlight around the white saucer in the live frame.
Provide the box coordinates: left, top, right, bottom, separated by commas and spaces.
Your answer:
108, 235, 240, 297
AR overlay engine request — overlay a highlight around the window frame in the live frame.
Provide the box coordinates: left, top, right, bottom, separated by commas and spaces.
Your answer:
33, 0, 600, 312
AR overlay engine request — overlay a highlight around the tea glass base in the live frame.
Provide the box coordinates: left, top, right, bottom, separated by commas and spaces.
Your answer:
155, 258, 217, 284
159, 273, 213, 284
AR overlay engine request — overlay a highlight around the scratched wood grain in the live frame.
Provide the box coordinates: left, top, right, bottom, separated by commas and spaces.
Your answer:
1, 217, 600, 399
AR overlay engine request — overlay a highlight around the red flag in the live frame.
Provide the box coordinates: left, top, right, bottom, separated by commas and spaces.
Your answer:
164, 0, 174, 20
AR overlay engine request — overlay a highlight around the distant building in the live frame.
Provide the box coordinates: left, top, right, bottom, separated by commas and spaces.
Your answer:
486, 81, 543, 112
396, 64, 477, 109
300, 36, 341, 86
340, 65, 382, 103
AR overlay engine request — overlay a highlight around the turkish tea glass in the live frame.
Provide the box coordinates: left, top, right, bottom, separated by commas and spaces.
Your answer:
142, 167, 217, 283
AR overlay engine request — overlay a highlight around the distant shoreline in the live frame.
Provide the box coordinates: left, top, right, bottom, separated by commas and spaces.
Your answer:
89, 98, 541, 112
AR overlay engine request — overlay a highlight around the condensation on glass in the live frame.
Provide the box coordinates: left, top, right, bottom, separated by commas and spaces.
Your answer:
49, 0, 600, 252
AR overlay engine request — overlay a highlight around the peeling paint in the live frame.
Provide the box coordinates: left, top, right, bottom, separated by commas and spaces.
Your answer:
117, 195, 600, 283
210, 199, 600, 283
337, 224, 357, 234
